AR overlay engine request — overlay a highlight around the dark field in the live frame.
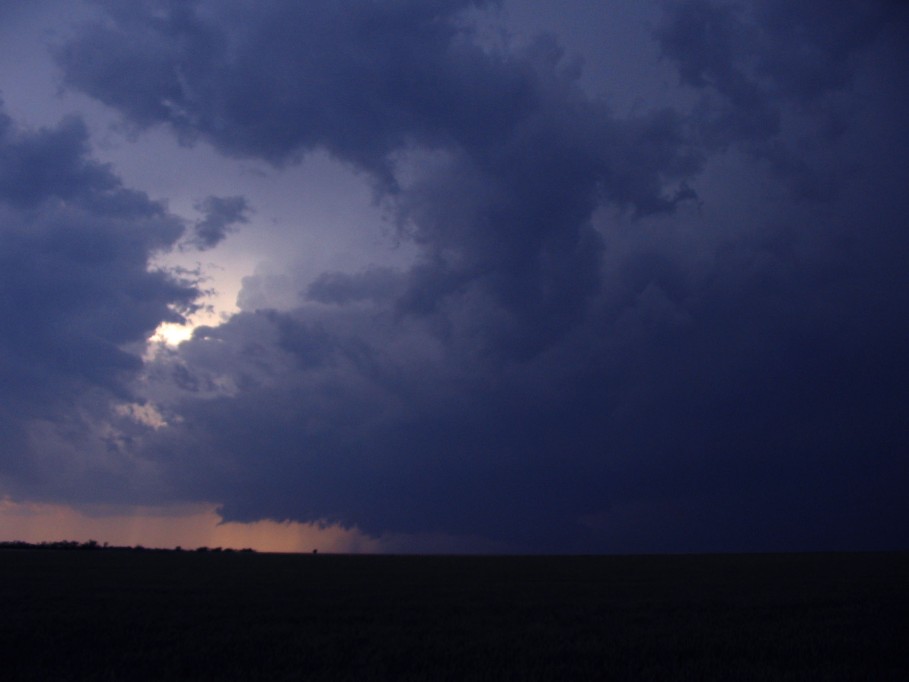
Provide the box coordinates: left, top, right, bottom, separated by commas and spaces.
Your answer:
1, 550, 907, 680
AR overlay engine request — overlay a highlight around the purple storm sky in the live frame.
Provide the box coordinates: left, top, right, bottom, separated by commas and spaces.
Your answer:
0, 0, 907, 553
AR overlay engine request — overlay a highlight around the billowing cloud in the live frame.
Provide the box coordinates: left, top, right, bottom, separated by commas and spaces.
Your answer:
0, 100, 201, 502
306, 267, 403, 306
56, 0, 700, 348
26, 0, 909, 551
655, 0, 908, 199
57, 0, 497, 175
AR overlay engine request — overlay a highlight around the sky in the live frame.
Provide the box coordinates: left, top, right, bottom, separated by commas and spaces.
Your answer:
0, 0, 907, 554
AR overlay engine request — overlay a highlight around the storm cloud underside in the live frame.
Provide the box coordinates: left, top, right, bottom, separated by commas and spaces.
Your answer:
1, 0, 905, 551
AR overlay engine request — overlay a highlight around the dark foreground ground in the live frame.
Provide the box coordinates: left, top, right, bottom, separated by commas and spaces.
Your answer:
1, 550, 907, 680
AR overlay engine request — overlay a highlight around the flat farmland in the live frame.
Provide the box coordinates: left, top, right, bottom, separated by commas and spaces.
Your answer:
1, 550, 906, 680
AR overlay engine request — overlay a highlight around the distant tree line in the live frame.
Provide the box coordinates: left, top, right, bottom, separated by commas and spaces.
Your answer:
0, 539, 256, 553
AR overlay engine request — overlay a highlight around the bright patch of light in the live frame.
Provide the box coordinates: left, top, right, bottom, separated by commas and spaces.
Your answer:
115, 402, 169, 429
145, 273, 240, 354
0, 499, 382, 553
150, 321, 195, 347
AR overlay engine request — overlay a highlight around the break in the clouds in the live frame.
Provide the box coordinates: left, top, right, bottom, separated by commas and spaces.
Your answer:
2, 0, 906, 552
57, 0, 700, 352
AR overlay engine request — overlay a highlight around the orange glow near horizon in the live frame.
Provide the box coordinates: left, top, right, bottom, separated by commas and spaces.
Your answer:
0, 498, 381, 554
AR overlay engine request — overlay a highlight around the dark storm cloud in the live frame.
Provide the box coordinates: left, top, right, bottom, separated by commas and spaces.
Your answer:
655, 0, 908, 199
57, 0, 700, 349
656, 0, 897, 135
57, 0, 496, 175
0, 101, 199, 498
306, 267, 402, 306
57, 0, 909, 551
0, 112, 117, 208
187, 195, 249, 250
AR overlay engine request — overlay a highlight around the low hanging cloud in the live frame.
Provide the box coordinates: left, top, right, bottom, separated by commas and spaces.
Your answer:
33, 0, 909, 551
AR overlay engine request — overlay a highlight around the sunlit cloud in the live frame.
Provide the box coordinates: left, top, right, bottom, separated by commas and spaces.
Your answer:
149, 321, 196, 348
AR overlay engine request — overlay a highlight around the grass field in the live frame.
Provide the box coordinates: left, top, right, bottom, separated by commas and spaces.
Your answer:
1, 550, 906, 680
